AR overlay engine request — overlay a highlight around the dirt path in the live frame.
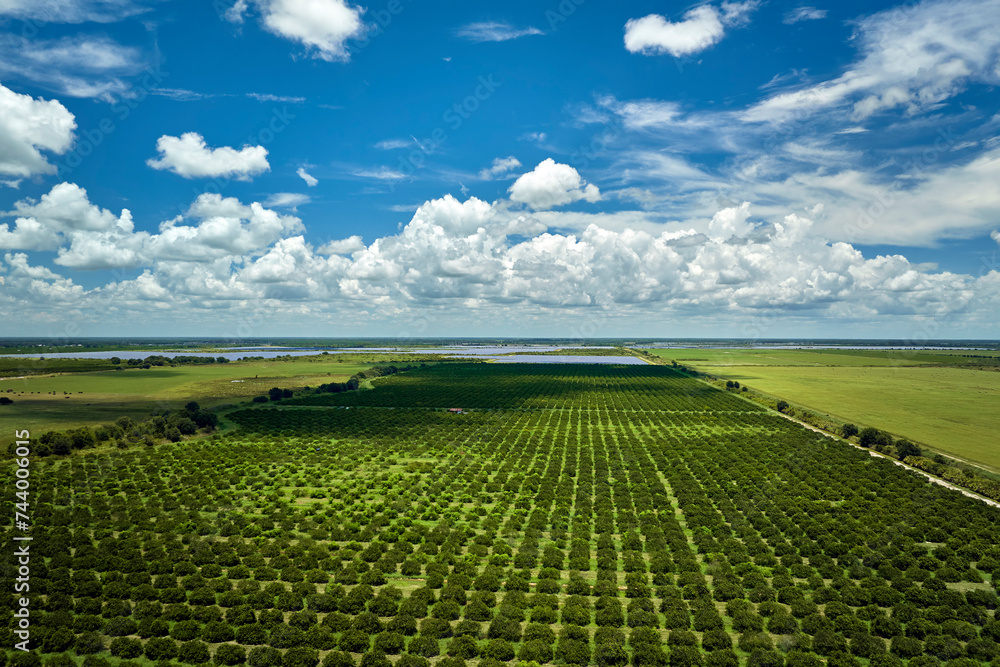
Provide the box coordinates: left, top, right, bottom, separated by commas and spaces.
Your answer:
776, 410, 1000, 510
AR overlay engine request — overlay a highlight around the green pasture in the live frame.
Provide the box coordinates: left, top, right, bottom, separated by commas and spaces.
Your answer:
650, 348, 955, 367
706, 364, 998, 469
0, 358, 373, 446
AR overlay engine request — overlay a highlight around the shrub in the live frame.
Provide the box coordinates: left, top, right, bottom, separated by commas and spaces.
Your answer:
739, 632, 775, 654
890, 635, 923, 658
178, 641, 211, 665
144, 637, 178, 661
447, 636, 480, 659
43, 656, 75, 667
419, 617, 453, 639
109, 637, 144, 659
42, 627, 76, 653
453, 620, 481, 638
631, 642, 668, 666
703, 627, 733, 651
925, 635, 963, 661
339, 629, 372, 653
483, 639, 516, 662
282, 648, 320, 667
373, 632, 405, 655
747, 651, 784, 667
557, 639, 591, 665
407, 636, 440, 657
517, 640, 554, 663
487, 616, 521, 642
858, 427, 892, 450
105, 616, 139, 636
669, 646, 704, 667
236, 624, 268, 645
359, 651, 391, 667
80, 658, 111, 667
826, 652, 861, 667
705, 651, 738, 667
269, 624, 306, 649
248, 647, 283, 667
320, 653, 355, 667
215, 644, 247, 665
595, 642, 629, 667
9, 656, 41, 667
785, 653, 822, 667
850, 633, 886, 658
203, 621, 236, 643
668, 630, 698, 647
966, 638, 1000, 661
74, 632, 106, 655
868, 654, 902, 667
322, 612, 352, 632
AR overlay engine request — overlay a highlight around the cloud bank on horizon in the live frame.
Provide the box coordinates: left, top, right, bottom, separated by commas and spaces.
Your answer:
0, 0, 998, 337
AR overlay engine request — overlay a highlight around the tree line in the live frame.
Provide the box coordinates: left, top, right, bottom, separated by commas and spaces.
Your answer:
19, 402, 219, 456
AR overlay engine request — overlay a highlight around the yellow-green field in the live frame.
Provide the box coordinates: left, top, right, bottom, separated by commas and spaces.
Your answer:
649, 349, 1000, 470
0, 358, 374, 447
665, 347, 1000, 366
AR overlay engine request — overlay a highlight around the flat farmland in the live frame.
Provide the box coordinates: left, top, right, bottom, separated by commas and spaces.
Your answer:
660, 349, 982, 367
3, 363, 998, 667
0, 358, 372, 447
649, 350, 1000, 471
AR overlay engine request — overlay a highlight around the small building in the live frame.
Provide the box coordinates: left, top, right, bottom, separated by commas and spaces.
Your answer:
448, 408, 463, 413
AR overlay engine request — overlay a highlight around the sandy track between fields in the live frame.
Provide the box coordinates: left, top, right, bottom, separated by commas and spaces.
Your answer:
777, 410, 1000, 509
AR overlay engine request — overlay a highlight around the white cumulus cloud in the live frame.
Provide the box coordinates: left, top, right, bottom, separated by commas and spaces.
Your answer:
0, 182, 138, 267
2, 184, 998, 335
0, 83, 76, 178
146, 132, 270, 180
624, 2, 758, 58
251, 0, 365, 62
509, 159, 602, 211
319, 235, 365, 255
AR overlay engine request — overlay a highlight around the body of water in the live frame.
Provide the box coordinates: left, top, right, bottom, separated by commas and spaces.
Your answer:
0, 350, 323, 361
0, 345, 617, 361
486, 355, 648, 364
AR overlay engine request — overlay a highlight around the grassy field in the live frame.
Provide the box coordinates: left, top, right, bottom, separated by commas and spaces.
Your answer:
0, 358, 375, 447
649, 349, 1000, 470
659, 348, 1000, 367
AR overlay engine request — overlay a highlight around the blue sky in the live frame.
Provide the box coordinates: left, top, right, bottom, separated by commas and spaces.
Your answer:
1, 0, 999, 338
